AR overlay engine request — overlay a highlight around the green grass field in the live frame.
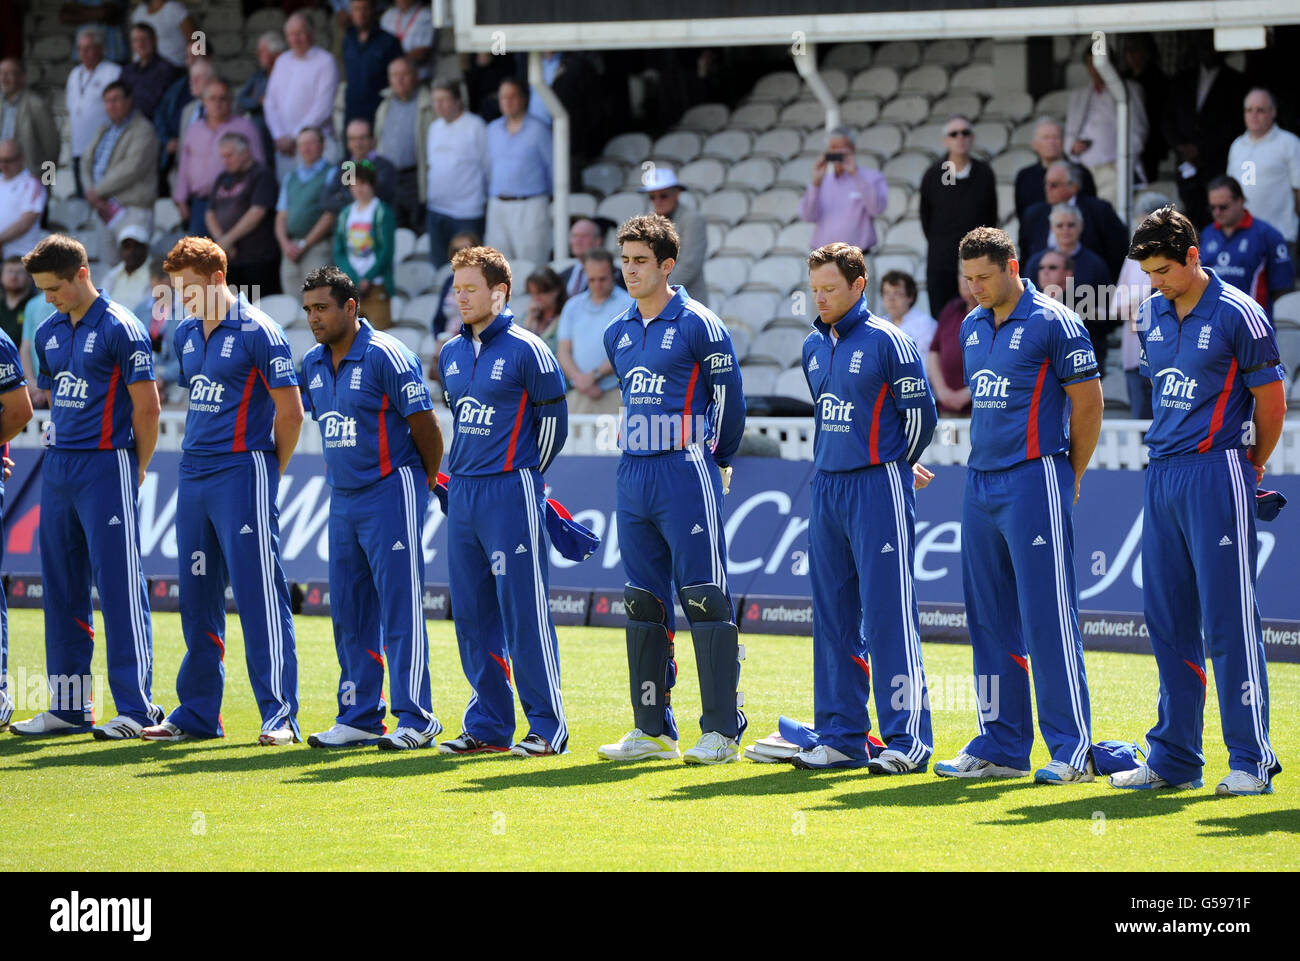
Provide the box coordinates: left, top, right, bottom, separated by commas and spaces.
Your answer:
1, 610, 1295, 871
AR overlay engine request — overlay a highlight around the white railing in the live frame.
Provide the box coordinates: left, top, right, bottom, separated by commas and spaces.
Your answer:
11, 411, 1300, 473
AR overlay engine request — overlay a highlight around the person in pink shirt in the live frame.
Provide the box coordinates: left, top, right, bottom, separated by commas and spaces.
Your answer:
173, 78, 264, 236
798, 128, 889, 253
263, 12, 339, 181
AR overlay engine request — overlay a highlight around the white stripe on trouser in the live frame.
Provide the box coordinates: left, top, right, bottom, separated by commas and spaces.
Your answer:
115, 449, 155, 720
686, 447, 727, 594
519, 470, 567, 748
886, 461, 929, 762
1226, 452, 1277, 779
1041, 456, 1090, 771
252, 454, 291, 731
399, 467, 437, 735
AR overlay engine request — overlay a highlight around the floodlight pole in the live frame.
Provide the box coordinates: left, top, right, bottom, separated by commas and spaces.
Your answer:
530, 50, 570, 264
792, 42, 841, 132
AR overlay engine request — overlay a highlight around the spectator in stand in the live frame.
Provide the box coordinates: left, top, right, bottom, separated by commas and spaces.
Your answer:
119, 23, 178, 122
103, 221, 152, 308
60, 1, 128, 66
1013, 117, 1098, 224
464, 50, 521, 122
879, 270, 937, 354
129, 0, 195, 69
1023, 204, 1114, 369
0, 255, 32, 344
82, 82, 158, 267
425, 79, 487, 268
67, 27, 123, 198
207, 132, 280, 295
485, 77, 553, 266
322, 119, 397, 215
380, 0, 436, 80
153, 45, 206, 175
333, 160, 395, 328
1034, 249, 1074, 303
522, 266, 565, 353
236, 31, 284, 165
559, 216, 622, 296
1164, 35, 1249, 229
926, 267, 975, 416
427, 229, 478, 379
275, 127, 335, 298
1020, 161, 1129, 277
1113, 192, 1168, 420
20, 280, 55, 407
173, 78, 263, 235
1064, 46, 1149, 206
0, 59, 59, 182
919, 115, 998, 314
138, 254, 185, 403
1201, 175, 1295, 320
640, 167, 708, 301
0, 142, 45, 259
799, 127, 888, 253
264, 13, 340, 180
1122, 33, 1169, 184
1227, 89, 1300, 249
557, 248, 633, 415
374, 56, 432, 234
342, 0, 403, 128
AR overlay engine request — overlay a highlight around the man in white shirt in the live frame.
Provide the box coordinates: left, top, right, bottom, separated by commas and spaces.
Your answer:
66, 27, 123, 199
1226, 88, 1300, 248
103, 221, 152, 308
263, 12, 340, 181
556, 248, 633, 415
1064, 47, 1148, 208
379, 0, 436, 80
0, 141, 46, 258
425, 79, 487, 268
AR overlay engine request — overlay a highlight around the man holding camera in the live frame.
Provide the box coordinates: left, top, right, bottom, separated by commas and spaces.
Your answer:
799, 128, 889, 255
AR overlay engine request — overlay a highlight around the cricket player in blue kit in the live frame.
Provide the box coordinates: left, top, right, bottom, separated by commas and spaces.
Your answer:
13, 234, 164, 740
1200, 176, 1294, 321
936, 227, 1104, 784
754, 242, 938, 771
141, 237, 304, 746
437, 246, 571, 757
298, 267, 446, 749
1111, 207, 1286, 796
596, 214, 748, 765
0, 327, 34, 733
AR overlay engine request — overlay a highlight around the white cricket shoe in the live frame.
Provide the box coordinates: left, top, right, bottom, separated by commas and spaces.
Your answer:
868, 747, 926, 775
596, 728, 680, 761
934, 752, 1030, 779
377, 727, 437, 750
683, 731, 740, 765
1034, 758, 1096, 784
307, 723, 383, 748
1107, 763, 1202, 791
257, 723, 298, 746
0, 697, 13, 734
92, 715, 144, 741
11, 711, 94, 737
140, 720, 191, 742
1215, 771, 1273, 796
792, 745, 872, 769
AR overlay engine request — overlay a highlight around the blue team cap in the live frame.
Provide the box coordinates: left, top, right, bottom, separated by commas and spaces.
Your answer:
1256, 489, 1286, 522
544, 498, 600, 562
1091, 740, 1146, 775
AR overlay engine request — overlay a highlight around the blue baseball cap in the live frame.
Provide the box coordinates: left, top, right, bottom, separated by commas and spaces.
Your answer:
544, 498, 600, 562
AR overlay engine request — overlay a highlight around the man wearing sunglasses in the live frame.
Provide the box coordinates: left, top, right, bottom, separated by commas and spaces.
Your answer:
1199, 174, 1293, 321
920, 116, 998, 317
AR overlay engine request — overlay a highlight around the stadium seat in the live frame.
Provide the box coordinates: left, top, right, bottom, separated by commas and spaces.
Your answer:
875, 41, 922, 69
286, 327, 318, 365
880, 95, 931, 127
718, 222, 777, 258
932, 92, 983, 122
31, 35, 71, 60
700, 189, 751, 225
566, 193, 598, 219
603, 132, 652, 166
49, 198, 90, 231
856, 123, 904, 157
398, 293, 441, 327
972, 38, 995, 62
900, 65, 950, 98
850, 66, 900, 101
753, 329, 809, 369
1277, 328, 1300, 377
824, 43, 872, 73
871, 251, 921, 279
991, 147, 1036, 182
395, 261, 437, 297
707, 256, 755, 297
752, 128, 802, 162
773, 220, 814, 256
746, 255, 806, 295
924, 38, 973, 67
1101, 367, 1129, 410
730, 325, 753, 363
775, 155, 814, 190
706, 221, 724, 257
702, 130, 754, 161
722, 291, 782, 329
821, 69, 850, 100
678, 158, 727, 193
951, 63, 997, 95
1003, 214, 1018, 238
652, 131, 702, 166
152, 198, 181, 234
748, 187, 802, 224
728, 102, 779, 131
596, 191, 645, 226
774, 366, 813, 404
739, 362, 781, 394
996, 183, 1016, 221
1273, 291, 1300, 329
778, 100, 827, 130
972, 120, 1010, 155
1035, 89, 1071, 117
749, 71, 802, 104
882, 151, 934, 185
581, 161, 625, 197
384, 326, 427, 358
256, 294, 301, 329
982, 91, 1035, 123
394, 227, 416, 265
1009, 118, 1040, 148
904, 122, 947, 152
883, 184, 911, 224
725, 158, 777, 193
880, 218, 926, 254
840, 97, 881, 128
679, 103, 730, 132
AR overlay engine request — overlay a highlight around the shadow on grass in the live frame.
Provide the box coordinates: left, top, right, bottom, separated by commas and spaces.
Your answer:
650, 766, 868, 801
982, 789, 1220, 825
1196, 808, 1300, 837
288, 756, 692, 789
800, 775, 1043, 812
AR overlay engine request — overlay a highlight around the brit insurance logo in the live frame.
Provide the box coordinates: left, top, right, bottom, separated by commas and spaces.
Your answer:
704, 352, 733, 374
0, 362, 17, 382
1155, 367, 1197, 410
456, 396, 496, 432
894, 375, 927, 401
53, 371, 90, 408
1067, 347, 1096, 371
969, 368, 1010, 408
271, 356, 294, 378
319, 410, 357, 447
625, 365, 666, 403
130, 349, 151, 372
402, 380, 426, 404
817, 392, 854, 432
187, 374, 226, 411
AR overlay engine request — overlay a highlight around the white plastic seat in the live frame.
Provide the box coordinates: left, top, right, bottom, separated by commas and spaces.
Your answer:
247, 8, 286, 33
883, 184, 911, 224
49, 197, 91, 231
705, 222, 724, 257
972, 120, 1010, 156
701, 130, 754, 161
398, 293, 443, 327
850, 66, 900, 101
879, 218, 926, 255
723, 290, 781, 324
393, 227, 416, 266
821, 69, 850, 100
996, 183, 1015, 222
1034, 89, 1071, 117
1277, 328, 1300, 377
748, 187, 803, 224
870, 251, 921, 279
386, 326, 427, 359
773, 221, 814, 255
752, 128, 802, 162
982, 91, 1035, 123
700, 189, 751, 226
1274, 291, 1300, 328
725, 158, 777, 193
839, 98, 881, 129
564, 193, 597, 219
1009, 118, 1040, 148
775, 155, 814, 190
728, 102, 778, 131
882, 152, 934, 186
824, 43, 872, 73
774, 366, 813, 404
394, 261, 438, 297
932, 92, 983, 122
899, 65, 949, 98
745, 255, 806, 294
924, 38, 972, 68
991, 147, 1036, 183
603, 132, 652, 166
677, 158, 727, 193
596, 191, 645, 226
581, 161, 625, 197
904, 123, 947, 152
752, 327, 810, 366
856, 123, 904, 157
255, 294, 302, 329
749, 71, 802, 104
740, 362, 781, 395
730, 326, 753, 363
951, 63, 997, 95
880, 95, 931, 127
285, 327, 318, 365
777, 100, 827, 130
652, 131, 702, 166
875, 41, 921, 70
679, 103, 730, 132
151, 198, 181, 233
707, 256, 755, 297
718, 222, 777, 258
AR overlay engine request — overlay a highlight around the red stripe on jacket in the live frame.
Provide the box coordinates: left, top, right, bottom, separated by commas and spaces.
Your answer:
503, 390, 529, 471
1198, 358, 1237, 454
98, 367, 120, 449
1025, 359, 1050, 460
